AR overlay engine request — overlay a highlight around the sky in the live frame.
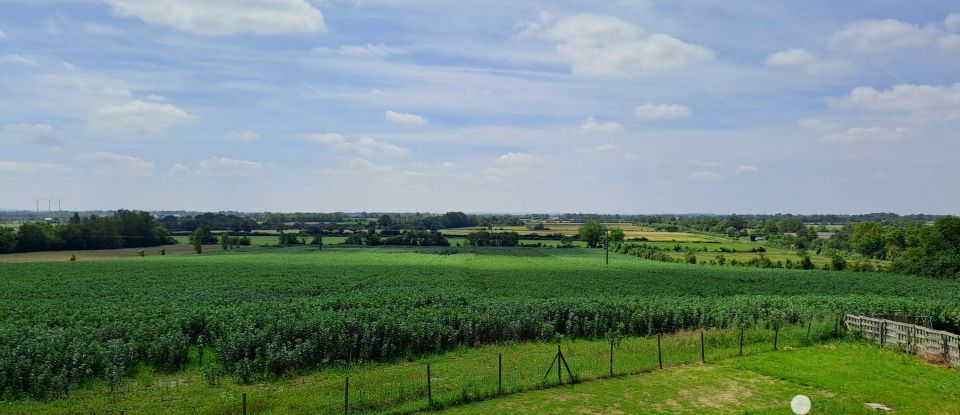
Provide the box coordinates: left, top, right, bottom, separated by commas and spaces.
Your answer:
1, 1, 959, 214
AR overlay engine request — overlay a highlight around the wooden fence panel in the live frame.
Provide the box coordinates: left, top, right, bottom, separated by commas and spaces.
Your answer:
845, 314, 959, 368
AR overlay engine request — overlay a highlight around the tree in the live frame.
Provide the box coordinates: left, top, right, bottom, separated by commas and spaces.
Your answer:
0, 228, 17, 253
608, 227, 625, 246
220, 232, 230, 250
578, 221, 607, 248
377, 214, 393, 228
850, 222, 887, 259
192, 231, 203, 254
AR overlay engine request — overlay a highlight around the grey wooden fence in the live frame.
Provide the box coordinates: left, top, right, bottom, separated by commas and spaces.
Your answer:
845, 314, 959, 368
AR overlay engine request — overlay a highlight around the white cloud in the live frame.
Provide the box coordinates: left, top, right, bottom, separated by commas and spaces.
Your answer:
0, 161, 68, 173
94, 99, 192, 135
578, 117, 623, 134
688, 170, 721, 180
198, 156, 263, 172
170, 163, 190, 173
440, 161, 457, 169
495, 152, 542, 166
634, 102, 691, 120
77, 151, 154, 173
691, 160, 722, 168
0, 123, 59, 145
303, 132, 345, 144
304, 133, 408, 157
324, 158, 392, 176
765, 48, 816, 67
735, 165, 759, 174
336, 43, 405, 59
537, 13, 715, 77
0, 54, 36, 65
222, 130, 260, 142
764, 48, 853, 75
104, 0, 325, 36
939, 33, 960, 51
821, 127, 909, 144
947, 13, 960, 32
347, 136, 409, 157
832, 83, 960, 121
385, 110, 427, 125
516, 11, 553, 39
829, 19, 939, 52
797, 118, 840, 131
0, 29, 6, 40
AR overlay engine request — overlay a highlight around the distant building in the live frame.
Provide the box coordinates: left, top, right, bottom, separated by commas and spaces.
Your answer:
817, 232, 835, 239
754, 236, 766, 242
783, 232, 797, 237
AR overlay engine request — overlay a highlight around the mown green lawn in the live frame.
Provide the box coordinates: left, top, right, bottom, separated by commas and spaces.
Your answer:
437, 342, 960, 415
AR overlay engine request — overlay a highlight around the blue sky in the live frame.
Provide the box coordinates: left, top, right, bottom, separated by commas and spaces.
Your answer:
1, 1, 958, 214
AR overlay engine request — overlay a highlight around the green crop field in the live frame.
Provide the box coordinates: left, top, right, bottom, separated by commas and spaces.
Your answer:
2, 246, 959, 413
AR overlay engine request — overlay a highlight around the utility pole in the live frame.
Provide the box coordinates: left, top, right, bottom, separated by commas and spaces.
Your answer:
605, 229, 610, 265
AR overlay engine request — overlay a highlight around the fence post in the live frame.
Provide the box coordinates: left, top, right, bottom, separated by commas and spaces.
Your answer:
344, 377, 349, 415
427, 364, 433, 407
498, 353, 503, 396
739, 326, 744, 356
242, 393, 247, 415
657, 334, 663, 369
944, 334, 950, 363
806, 321, 812, 339
773, 325, 779, 351
700, 330, 705, 363
557, 344, 562, 385
880, 321, 886, 347
609, 338, 614, 377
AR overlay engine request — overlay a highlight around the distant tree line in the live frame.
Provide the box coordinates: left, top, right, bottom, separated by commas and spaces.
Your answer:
0, 210, 174, 253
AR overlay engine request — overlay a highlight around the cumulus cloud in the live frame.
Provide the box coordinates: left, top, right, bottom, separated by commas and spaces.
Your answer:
947, 13, 960, 32
78, 151, 154, 173
832, 83, 960, 121
170, 163, 190, 173
735, 165, 759, 174
765, 48, 816, 66
484, 152, 544, 179
104, 0, 325, 35
94, 99, 192, 135
688, 170, 721, 180
534, 13, 714, 77
303, 133, 409, 157
0, 54, 36, 65
0, 161, 68, 173
198, 156, 263, 172
495, 152, 542, 166
821, 127, 910, 144
829, 19, 938, 52
635, 103, 692, 120
578, 117, 623, 134
385, 110, 427, 125
324, 158, 392, 176
222, 130, 259, 142
764, 48, 853, 75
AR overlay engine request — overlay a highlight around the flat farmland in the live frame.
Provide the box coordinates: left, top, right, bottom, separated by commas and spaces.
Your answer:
440, 223, 720, 242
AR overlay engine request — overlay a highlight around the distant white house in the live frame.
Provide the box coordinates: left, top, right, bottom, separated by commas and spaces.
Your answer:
754, 236, 766, 242
783, 232, 797, 237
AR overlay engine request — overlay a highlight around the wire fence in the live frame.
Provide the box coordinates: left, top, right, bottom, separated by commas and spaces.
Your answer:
84, 320, 843, 415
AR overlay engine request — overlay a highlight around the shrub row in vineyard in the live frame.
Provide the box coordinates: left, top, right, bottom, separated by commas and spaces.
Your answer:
2, 248, 960, 399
